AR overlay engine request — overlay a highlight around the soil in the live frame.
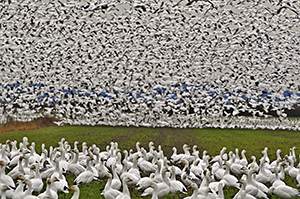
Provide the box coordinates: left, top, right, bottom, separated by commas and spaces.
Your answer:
0, 116, 59, 133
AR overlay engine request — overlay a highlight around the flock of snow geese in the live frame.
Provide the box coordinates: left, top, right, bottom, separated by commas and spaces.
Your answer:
0, 0, 300, 129
1, 137, 300, 198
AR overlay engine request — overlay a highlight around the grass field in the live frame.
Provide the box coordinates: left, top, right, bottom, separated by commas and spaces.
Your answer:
1, 125, 300, 198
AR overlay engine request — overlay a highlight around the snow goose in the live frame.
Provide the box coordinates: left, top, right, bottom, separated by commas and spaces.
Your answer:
146, 141, 155, 162
38, 178, 56, 199
52, 168, 69, 194
181, 144, 195, 164
284, 156, 298, 181
96, 157, 109, 179
12, 178, 26, 199
111, 163, 122, 190
180, 160, 201, 187
120, 160, 140, 186
138, 148, 156, 175
73, 156, 96, 186
190, 159, 203, 179
28, 142, 41, 165
260, 147, 270, 164
141, 167, 170, 198
170, 147, 183, 164
136, 173, 155, 191
0, 160, 15, 190
239, 150, 248, 166
150, 182, 159, 199
248, 156, 259, 171
68, 149, 85, 176
198, 170, 217, 198
210, 147, 227, 163
222, 161, 240, 189
115, 177, 132, 199
182, 183, 199, 199
213, 157, 226, 180
270, 149, 282, 170
216, 182, 225, 199
7, 155, 25, 179
0, 145, 10, 166
256, 158, 274, 184
242, 168, 268, 199
68, 185, 80, 199
23, 179, 39, 199
169, 165, 187, 197
272, 166, 286, 188
0, 185, 10, 199
30, 163, 43, 194
102, 173, 122, 199
268, 185, 300, 199
233, 179, 256, 199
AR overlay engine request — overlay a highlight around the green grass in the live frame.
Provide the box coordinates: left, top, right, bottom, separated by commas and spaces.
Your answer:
1, 125, 300, 198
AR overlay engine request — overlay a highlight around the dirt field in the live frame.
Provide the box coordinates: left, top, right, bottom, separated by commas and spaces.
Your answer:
0, 116, 59, 133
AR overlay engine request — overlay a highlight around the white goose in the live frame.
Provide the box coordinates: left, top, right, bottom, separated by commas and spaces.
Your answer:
102, 173, 122, 199
268, 185, 300, 198
23, 179, 39, 199
30, 163, 43, 194
169, 165, 187, 197
73, 156, 96, 186
141, 167, 170, 198
115, 177, 132, 199
68, 185, 80, 199
0, 160, 15, 190
222, 161, 240, 189
68, 149, 85, 176
0, 185, 10, 199
136, 173, 155, 191
183, 183, 199, 199
233, 179, 256, 199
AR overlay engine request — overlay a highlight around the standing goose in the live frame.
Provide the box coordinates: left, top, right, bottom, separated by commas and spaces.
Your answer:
141, 167, 170, 198
68, 185, 80, 199
183, 183, 199, 199
0, 185, 10, 199
169, 165, 187, 198
0, 160, 15, 190
268, 185, 300, 198
115, 177, 132, 199
68, 149, 85, 176
23, 179, 39, 199
73, 156, 96, 186
222, 161, 240, 189
101, 173, 122, 199
30, 163, 43, 194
